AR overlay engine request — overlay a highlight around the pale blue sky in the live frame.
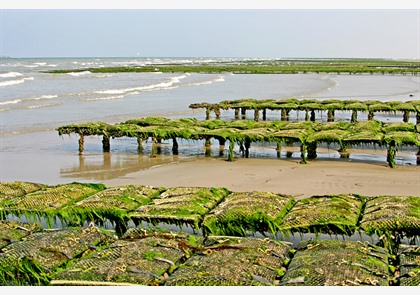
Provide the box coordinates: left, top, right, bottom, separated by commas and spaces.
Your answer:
1, 9, 419, 59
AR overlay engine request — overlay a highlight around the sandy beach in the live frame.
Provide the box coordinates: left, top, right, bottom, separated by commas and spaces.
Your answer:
103, 157, 420, 200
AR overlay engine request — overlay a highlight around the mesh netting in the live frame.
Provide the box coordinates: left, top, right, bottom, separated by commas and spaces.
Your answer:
0, 181, 44, 202
1, 183, 105, 213
202, 191, 295, 236
279, 194, 363, 235
0, 220, 42, 249
59, 185, 165, 224
51, 228, 197, 286
0, 227, 116, 285
130, 187, 230, 229
164, 235, 292, 286
360, 196, 420, 236
398, 244, 420, 286
280, 239, 390, 286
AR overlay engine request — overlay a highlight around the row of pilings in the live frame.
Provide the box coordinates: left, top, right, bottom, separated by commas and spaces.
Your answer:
58, 119, 420, 168
190, 98, 420, 124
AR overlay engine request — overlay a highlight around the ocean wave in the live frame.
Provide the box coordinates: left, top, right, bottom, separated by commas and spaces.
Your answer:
188, 75, 225, 87
83, 95, 125, 101
94, 74, 188, 96
27, 103, 61, 109
0, 72, 23, 78
67, 71, 92, 77
0, 94, 58, 106
0, 77, 34, 87
31, 95, 58, 100
95, 74, 114, 78
0, 99, 22, 105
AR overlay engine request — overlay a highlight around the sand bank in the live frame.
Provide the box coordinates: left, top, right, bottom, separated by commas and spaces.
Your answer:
103, 157, 420, 200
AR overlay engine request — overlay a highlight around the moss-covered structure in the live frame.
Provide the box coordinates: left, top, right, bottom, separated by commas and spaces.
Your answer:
0, 181, 419, 286
189, 98, 420, 124
57, 117, 420, 168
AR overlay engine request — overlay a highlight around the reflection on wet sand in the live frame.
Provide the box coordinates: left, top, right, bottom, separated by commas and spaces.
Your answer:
59, 138, 418, 183
60, 152, 185, 181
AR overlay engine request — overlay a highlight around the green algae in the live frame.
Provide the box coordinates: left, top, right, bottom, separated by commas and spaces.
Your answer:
202, 191, 295, 237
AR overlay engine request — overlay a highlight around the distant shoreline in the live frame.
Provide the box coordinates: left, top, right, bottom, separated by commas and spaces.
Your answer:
46, 58, 420, 75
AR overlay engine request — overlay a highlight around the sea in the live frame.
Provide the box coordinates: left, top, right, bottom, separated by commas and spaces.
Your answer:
1, 57, 419, 184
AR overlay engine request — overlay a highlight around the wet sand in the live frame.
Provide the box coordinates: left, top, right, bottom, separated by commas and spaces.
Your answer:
103, 157, 420, 199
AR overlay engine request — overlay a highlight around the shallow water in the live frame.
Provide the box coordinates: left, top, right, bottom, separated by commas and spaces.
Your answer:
1, 57, 419, 184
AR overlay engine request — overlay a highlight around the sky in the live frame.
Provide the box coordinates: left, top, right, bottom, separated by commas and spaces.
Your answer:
0, 3, 419, 59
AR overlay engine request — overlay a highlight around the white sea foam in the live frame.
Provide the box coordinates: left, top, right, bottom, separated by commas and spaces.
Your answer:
0, 95, 57, 106
67, 71, 92, 77
0, 72, 23, 78
0, 77, 34, 87
188, 75, 225, 86
0, 80, 25, 87
94, 74, 188, 96
95, 74, 114, 78
0, 99, 22, 105
31, 95, 58, 100
83, 95, 125, 101
27, 103, 60, 109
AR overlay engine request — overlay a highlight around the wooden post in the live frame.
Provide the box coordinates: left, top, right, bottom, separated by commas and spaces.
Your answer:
78, 134, 84, 155
205, 137, 211, 157
172, 137, 178, 155
241, 108, 246, 119
218, 138, 226, 157
403, 110, 410, 123
276, 141, 281, 158
387, 141, 396, 168
310, 110, 316, 122
351, 110, 358, 123
205, 108, 211, 120
150, 137, 157, 158
368, 111, 374, 121
137, 137, 143, 153
305, 110, 309, 121
244, 138, 251, 158
234, 108, 240, 120
214, 108, 221, 119
281, 109, 287, 121
102, 134, 110, 152
300, 142, 307, 164
228, 140, 235, 161
156, 138, 162, 154
262, 109, 267, 121
338, 142, 350, 158
327, 110, 335, 122
307, 142, 317, 159
417, 147, 420, 165
254, 109, 259, 121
